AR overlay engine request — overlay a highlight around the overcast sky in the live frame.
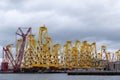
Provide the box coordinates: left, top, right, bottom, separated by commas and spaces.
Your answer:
0, 0, 120, 57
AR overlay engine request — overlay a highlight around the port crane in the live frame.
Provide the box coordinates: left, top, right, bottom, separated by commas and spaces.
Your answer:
2, 27, 31, 72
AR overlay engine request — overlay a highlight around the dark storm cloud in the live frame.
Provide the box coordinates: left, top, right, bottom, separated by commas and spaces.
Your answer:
0, 0, 120, 52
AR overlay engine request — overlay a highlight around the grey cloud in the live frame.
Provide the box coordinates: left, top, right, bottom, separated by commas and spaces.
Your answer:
0, 0, 120, 52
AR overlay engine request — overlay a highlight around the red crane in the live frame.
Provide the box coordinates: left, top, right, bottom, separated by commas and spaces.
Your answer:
2, 27, 31, 72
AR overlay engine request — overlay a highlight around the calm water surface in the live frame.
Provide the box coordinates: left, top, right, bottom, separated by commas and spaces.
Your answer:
0, 73, 120, 80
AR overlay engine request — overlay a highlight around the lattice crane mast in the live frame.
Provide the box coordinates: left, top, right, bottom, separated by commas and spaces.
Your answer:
74, 40, 80, 68
2, 27, 31, 72
64, 41, 72, 69
90, 43, 97, 68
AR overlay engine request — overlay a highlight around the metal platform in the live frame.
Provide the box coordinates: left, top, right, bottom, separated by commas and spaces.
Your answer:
67, 71, 120, 75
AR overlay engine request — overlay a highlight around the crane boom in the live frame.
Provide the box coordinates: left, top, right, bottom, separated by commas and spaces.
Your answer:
3, 47, 16, 68
15, 27, 31, 69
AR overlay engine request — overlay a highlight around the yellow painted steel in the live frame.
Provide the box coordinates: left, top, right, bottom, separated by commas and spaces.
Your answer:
71, 46, 79, 69
16, 39, 23, 54
106, 52, 111, 61
49, 44, 60, 68
5, 25, 120, 72
115, 50, 120, 61
38, 26, 48, 45
16, 39, 23, 63
19, 26, 119, 70
22, 34, 37, 69
64, 41, 72, 69
75, 40, 80, 68
89, 43, 97, 68
5, 45, 12, 63
79, 41, 92, 69
58, 48, 66, 69
6, 45, 12, 53
97, 45, 107, 69
38, 37, 52, 69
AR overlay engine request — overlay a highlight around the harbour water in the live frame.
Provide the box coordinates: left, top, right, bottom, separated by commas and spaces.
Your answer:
0, 73, 120, 80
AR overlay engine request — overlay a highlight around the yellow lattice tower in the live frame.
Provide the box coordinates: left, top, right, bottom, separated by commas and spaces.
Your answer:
38, 26, 48, 46
64, 41, 72, 69
71, 46, 79, 69
22, 34, 32, 69
54, 44, 60, 68
29, 36, 38, 68
86, 43, 93, 68
90, 42, 97, 68
37, 26, 50, 69
39, 44, 47, 68
79, 41, 92, 69
49, 44, 60, 69
38, 37, 52, 69
22, 34, 37, 69
58, 46, 66, 69
45, 37, 52, 69
115, 50, 120, 61
74, 40, 80, 68
16, 39, 23, 54
63, 44, 68, 69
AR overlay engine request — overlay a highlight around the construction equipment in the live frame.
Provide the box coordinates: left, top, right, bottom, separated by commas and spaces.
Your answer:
2, 27, 31, 72
1, 26, 120, 72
